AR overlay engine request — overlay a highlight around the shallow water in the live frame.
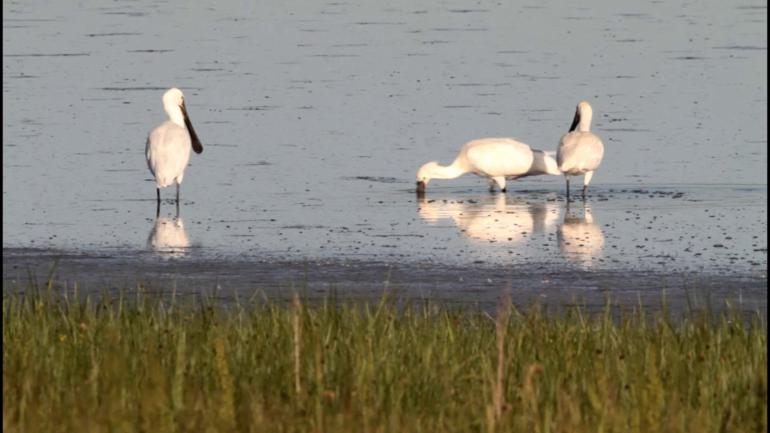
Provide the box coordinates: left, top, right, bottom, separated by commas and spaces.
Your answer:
3, 0, 767, 296
3, 184, 767, 276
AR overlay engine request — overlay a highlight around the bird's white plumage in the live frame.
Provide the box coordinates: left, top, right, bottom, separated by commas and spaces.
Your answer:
556, 101, 604, 192
416, 137, 561, 191
463, 138, 534, 177
146, 120, 192, 188
557, 132, 604, 175
145, 88, 202, 194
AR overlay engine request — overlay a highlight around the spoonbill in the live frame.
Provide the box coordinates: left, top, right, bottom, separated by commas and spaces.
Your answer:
146, 88, 203, 215
556, 101, 604, 199
415, 137, 561, 193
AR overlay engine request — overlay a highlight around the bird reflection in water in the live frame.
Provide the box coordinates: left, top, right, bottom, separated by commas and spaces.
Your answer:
557, 201, 604, 268
417, 194, 559, 244
147, 215, 191, 258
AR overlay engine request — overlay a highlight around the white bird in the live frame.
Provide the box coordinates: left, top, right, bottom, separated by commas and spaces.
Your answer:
146, 88, 203, 215
557, 101, 604, 199
415, 138, 561, 193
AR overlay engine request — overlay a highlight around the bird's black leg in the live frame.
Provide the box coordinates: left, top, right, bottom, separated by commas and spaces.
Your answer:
176, 184, 181, 215
156, 188, 161, 218
565, 178, 570, 201
581, 185, 587, 200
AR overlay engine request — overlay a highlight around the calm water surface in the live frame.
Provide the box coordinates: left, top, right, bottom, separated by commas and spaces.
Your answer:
3, 0, 767, 289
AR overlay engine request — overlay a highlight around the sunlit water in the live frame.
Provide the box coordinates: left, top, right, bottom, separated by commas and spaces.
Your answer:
3, 0, 767, 285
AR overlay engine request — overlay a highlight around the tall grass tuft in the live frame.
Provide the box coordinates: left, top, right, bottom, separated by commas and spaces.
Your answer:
3, 287, 767, 433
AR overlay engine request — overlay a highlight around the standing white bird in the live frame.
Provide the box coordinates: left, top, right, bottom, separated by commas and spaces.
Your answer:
556, 101, 604, 199
146, 88, 203, 216
415, 138, 561, 193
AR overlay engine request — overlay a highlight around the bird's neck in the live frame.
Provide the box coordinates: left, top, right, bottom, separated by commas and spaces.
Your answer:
165, 105, 185, 127
578, 115, 592, 132
431, 160, 467, 179
528, 151, 562, 175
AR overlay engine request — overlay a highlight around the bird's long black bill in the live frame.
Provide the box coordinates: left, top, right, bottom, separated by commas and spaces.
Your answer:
181, 102, 203, 154
568, 109, 580, 132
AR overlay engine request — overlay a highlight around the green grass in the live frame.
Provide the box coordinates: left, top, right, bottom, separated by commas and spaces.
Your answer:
3, 287, 766, 433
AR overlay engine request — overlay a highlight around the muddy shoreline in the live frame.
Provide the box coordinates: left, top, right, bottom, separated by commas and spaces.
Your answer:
4, 247, 765, 317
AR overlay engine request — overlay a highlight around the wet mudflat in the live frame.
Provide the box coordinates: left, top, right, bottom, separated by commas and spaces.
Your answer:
4, 183, 766, 316
3, 0, 766, 312
4, 245, 767, 317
